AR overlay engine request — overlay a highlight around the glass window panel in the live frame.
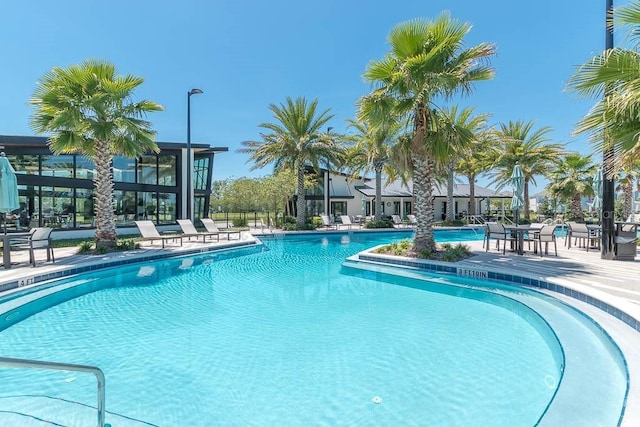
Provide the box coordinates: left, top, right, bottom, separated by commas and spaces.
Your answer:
76, 188, 94, 228
193, 157, 209, 190
41, 186, 73, 229
137, 155, 157, 185
158, 193, 176, 224
76, 156, 95, 180
158, 155, 176, 186
113, 156, 136, 183
139, 192, 158, 222
114, 190, 137, 225
6, 154, 39, 175
42, 155, 73, 178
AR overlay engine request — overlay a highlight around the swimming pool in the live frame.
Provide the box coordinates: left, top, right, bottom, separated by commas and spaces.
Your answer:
0, 231, 627, 426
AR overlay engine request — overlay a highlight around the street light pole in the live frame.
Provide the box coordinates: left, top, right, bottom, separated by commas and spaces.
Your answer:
602, 0, 615, 259
186, 88, 203, 221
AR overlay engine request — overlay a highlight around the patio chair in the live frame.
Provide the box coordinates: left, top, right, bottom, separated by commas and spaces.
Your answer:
484, 222, 515, 254
200, 218, 242, 240
531, 224, 558, 257
177, 219, 220, 242
391, 215, 407, 228
319, 214, 337, 229
407, 214, 418, 227
135, 220, 183, 248
338, 215, 357, 230
566, 222, 598, 250
11, 227, 55, 267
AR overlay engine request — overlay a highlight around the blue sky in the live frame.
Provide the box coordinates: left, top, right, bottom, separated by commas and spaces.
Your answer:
0, 1, 617, 191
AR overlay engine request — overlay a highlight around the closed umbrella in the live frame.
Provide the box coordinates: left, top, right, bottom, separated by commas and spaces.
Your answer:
510, 162, 525, 226
592, 167, 603, 219
0, 153, 20, 234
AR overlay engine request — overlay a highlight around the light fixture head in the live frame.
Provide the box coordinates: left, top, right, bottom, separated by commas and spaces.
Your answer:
189, 88, 204, 96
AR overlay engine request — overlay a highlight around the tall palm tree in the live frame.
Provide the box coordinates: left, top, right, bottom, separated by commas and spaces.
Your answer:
29, 60, 164, 249
617, 149, 640, 219
567, 0, 640, 165
546, 153, 597, 221
360, 14, 495, 252
344, 117, 402, 221
239, 97, 343, 227
488, 120, 564, 220
456, 128, 494, 216
437, 106, 489, 221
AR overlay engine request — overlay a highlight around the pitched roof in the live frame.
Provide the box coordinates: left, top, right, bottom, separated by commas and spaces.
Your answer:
355, 180, 511, 198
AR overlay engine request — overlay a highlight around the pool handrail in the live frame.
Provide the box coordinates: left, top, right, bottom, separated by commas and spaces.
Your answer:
0, 356, 105, 427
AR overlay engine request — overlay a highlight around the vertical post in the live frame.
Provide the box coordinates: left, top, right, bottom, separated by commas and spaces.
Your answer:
186, 89, 203, 222
602, 0, 615, 259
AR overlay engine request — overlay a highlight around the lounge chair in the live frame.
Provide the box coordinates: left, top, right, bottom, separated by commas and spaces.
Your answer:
319, 214, 336, 229
407, 214, 418, 227
391, 214, 408, 228
200, 218, 242, 240
339, 215, 358, 230
135, 220, 183, 248
11, 227, 55, 267
177, 219, 220, 242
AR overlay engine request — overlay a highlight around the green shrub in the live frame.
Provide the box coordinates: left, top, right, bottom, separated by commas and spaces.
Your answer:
117, 238, 139, 251
233, 217, 248, 227
364, 219, 394, 229
95, 244, 108, 255
77, 241, 93, 254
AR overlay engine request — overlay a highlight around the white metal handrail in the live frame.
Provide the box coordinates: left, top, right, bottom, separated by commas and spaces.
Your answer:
0, 356, 105, 427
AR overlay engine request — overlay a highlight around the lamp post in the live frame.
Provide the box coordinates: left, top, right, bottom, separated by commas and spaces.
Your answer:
602, 0, 615, 259
186, 88, 203, 221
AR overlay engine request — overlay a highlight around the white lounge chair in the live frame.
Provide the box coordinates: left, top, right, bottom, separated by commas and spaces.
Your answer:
319, 214, 336, 229
135, 220, 183, 248
391, 215, 407, 228
200, 218, 241, 240
177, 219, 220, 242
339, 215, 358, 230
407, 214, 418, 227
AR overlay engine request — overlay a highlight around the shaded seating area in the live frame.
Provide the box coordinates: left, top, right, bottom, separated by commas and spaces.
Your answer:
200, 218, 241, 240
177, 219, 220, 242
10, 227, 55, 267
135, 220, 183, 248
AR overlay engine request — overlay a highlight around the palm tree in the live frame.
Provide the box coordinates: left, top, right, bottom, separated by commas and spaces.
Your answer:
456, 129, 494, 217
344, 117, 402, 221
567, 0, 640, 165
239, 97, 343, 227
487, 120, 564, 220
546, 153, 597, 221
437, 106, 489, 221
617, 149, 640, 219
360, 14, 495, 253
29, 60, 164, 249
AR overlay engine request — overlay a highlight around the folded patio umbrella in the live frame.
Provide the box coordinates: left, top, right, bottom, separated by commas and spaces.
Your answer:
0, 153, 20, 234
510, 163, 525, 226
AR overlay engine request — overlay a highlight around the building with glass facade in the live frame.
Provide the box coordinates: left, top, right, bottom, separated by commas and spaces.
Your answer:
0, 135, 227, 230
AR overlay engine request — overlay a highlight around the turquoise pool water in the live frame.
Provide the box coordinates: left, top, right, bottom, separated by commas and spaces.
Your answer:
0, 230, 626, 426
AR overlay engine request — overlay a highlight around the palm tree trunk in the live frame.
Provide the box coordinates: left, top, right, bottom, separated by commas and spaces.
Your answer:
623, 181, 633, 219
413, 156, 436, 253
571, 194, 583, 221
468, 172, 476, 216
524, 181, 531, 220
93, 139, 117, 249
447, 161, 454, 221
375, 163, 383, 221
296, 164, 306, 227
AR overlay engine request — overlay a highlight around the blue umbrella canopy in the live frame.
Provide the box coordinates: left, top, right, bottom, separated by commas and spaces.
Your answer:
592, 167, 603, 213
510, 163, 525, 212
0, 153, 19, 214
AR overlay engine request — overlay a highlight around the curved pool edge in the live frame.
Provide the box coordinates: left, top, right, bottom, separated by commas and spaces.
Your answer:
353, 247, 640, 426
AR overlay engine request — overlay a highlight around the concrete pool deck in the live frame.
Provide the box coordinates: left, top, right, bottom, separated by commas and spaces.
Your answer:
1, 228, 639, 424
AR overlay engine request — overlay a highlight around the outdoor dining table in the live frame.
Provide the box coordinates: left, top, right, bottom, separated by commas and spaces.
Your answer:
503, 224, 540, 255
1, 231, 31, 269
